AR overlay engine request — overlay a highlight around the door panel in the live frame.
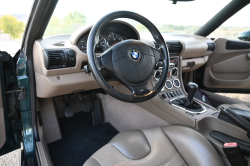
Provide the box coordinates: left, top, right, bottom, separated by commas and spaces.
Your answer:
204, 38, 250, 89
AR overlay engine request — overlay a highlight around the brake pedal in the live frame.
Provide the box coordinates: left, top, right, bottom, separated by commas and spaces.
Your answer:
77, 93, 91, 113
63, 95, 74, 117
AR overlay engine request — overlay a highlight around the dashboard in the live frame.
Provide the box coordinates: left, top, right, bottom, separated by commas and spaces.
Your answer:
77, 22, 139, 53
33, 20, 215, 98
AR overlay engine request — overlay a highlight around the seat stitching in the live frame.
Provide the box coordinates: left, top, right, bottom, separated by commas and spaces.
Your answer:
91, 156, 103, 166
125, 129, 177, 165
159, 151, 178, 166
161, 127, 205, 166
109, 143, 131, 160
160, 127, 188, 166
110, 131, 152, 160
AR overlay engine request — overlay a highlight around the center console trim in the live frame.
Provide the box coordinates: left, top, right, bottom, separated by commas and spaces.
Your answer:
173, 78, 180, 88
171, 67, 178, 78
169, 97, 207, 114
154, 69, 162, 81
165, 80, 173, 89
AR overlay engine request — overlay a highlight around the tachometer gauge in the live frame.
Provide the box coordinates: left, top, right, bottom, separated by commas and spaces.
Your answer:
78, 41, 87, 52
107, 32, 123, 46
96, 35, 109, 51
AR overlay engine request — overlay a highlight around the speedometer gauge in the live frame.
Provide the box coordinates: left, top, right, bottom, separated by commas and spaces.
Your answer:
107, 32, 123, 46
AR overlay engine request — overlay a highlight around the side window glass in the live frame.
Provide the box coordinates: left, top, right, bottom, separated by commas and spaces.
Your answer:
0, 1, 33, 55
208, 4, 250, 41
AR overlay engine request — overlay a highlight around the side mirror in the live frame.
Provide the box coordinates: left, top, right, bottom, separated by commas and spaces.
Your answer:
238, 29, 250, 41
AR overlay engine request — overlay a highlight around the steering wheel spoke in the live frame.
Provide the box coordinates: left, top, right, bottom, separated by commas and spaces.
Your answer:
128, 84, 154, 98
151, 47, 162, 62
98, 48, 114, 73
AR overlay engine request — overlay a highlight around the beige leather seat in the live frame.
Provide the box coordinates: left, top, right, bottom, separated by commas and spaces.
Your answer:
84, 126, 224, 166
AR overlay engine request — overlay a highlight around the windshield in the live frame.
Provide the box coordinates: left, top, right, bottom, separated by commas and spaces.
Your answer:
44, 0, 231, 37
0, 0, 34, 55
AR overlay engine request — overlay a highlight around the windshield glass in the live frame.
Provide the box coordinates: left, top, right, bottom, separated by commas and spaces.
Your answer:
44, 0, 231, 37
0, 0, 34, 55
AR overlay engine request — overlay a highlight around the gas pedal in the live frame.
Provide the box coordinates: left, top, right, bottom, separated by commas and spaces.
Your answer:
92, 99, 102, 128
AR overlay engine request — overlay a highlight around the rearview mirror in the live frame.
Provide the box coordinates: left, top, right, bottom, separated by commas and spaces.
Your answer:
238, 29, 250, 41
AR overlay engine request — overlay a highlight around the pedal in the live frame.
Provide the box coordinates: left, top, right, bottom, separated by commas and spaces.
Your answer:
64, 95, 74, 117
64, 106, 73, 117
92, 99, 102, 128
77, 93, 91, 113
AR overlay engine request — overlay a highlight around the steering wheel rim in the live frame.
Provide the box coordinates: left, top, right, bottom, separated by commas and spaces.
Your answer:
87, 11, 169, 103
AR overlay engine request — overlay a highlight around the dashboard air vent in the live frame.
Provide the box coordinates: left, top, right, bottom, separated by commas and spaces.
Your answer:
166, 41, 183, 55
153, 41, 183, 55
206, 42, 215, 52
46, 50, 66, 69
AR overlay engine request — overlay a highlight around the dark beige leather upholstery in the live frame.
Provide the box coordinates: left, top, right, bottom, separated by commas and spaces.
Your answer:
84, 126, 224, 166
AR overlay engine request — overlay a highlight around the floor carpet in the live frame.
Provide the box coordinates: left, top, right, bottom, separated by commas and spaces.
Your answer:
48, 111, 119, 166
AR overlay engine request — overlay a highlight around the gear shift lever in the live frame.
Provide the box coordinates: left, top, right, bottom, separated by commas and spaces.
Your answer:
171, 82, 204, 113
185, 82, 198, 108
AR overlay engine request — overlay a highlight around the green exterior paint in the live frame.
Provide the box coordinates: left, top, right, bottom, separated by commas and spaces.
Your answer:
16, 56, 35, 158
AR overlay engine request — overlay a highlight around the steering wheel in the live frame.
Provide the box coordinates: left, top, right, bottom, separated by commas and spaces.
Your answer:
87, 11, 169, 103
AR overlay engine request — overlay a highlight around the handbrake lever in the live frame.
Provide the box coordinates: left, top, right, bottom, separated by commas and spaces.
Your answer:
220, 107, 250, 139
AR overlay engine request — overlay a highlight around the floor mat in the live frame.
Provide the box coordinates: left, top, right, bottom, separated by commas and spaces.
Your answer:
48, 111, 119, 166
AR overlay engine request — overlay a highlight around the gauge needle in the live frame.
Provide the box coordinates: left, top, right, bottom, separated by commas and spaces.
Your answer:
110, 41, 118, 46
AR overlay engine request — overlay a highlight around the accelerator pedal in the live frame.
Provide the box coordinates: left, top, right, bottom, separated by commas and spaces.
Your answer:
92, 99, 102, 128
63, 95, 74, 117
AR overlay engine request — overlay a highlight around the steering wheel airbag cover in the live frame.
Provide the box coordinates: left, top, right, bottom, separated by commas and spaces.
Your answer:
112, 40, 155, 86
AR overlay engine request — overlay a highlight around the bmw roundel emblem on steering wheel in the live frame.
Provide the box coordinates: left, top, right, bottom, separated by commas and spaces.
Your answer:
128, 47, 142, 62
131, 49, 139, 60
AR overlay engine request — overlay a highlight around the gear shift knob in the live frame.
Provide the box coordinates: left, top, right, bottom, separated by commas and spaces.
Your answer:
186, 82, 198, 107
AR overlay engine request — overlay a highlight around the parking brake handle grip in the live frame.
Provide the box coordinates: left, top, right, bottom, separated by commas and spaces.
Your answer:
220, 107, 250, 139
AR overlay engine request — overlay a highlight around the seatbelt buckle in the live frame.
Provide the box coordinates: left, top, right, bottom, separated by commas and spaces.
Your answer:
222, 142, 246, 166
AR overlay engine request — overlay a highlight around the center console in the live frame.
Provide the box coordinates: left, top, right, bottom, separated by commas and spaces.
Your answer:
150, 56, 250, 162
153, 56, 206, 115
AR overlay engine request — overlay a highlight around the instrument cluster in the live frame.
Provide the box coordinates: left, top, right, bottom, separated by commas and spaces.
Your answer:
77, 22, 138, 54
77, 32, 124, 53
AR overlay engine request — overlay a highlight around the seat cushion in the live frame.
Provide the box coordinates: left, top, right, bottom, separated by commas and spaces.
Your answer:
83, 126, 224, 166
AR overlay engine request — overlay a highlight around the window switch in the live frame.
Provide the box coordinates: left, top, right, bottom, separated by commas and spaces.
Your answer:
176, 90, 180, 95
166, 93, 171, 98
170, 91, 175, 97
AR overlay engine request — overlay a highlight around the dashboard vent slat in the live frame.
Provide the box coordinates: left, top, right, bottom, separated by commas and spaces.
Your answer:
153, 41, 183, 55
46, 50, 66, 69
